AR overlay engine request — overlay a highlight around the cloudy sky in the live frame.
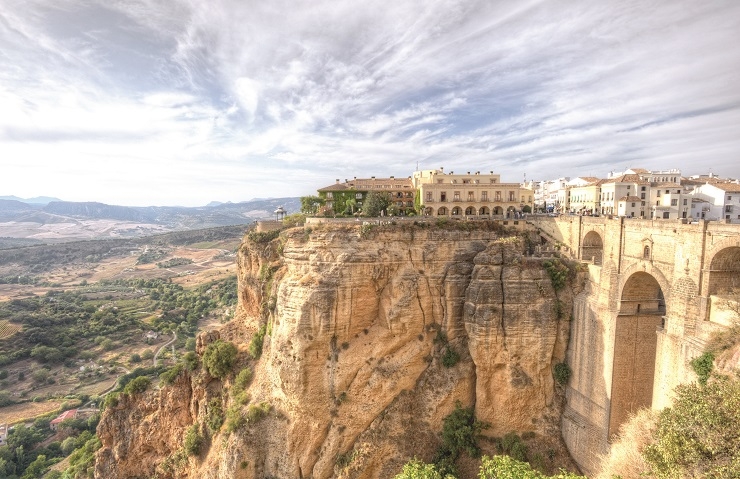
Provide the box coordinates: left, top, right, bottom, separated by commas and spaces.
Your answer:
1, 0, 739, 206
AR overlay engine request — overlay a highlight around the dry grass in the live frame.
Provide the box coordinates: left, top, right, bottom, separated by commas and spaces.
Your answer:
0, 319, 21, 339
595, 408, 657, 479
1, 399, 66, 425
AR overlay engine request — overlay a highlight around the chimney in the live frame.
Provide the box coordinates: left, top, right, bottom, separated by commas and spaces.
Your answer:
440, 167, 444, 172
390, 176, 394, 179
371, 176, 376, 180
335, 179, 340, 184
467, 171, 470, 175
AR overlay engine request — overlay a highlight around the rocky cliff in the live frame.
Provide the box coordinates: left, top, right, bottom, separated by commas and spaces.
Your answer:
95, 222, 581, 478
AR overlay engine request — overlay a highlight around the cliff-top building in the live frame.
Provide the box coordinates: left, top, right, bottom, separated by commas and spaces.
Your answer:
317, 176, 415, 216
317, 169, 534, 218
412, 168, 534, 218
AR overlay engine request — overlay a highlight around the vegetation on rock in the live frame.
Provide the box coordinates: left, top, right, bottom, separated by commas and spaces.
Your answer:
202, 340, 237, 379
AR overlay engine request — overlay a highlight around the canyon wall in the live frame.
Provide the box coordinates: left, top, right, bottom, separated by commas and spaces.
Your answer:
95, 223, 580, 478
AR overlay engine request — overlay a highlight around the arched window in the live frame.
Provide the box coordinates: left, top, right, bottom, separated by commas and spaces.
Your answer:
643, 245, 650, 259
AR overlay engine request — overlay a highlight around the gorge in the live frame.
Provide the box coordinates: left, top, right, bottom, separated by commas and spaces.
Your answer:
92, 216, 740, 478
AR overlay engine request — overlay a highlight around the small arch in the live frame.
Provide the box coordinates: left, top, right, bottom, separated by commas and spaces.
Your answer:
465, 206, 476, 215
479, 206, 490, 215
424, 207, 433, 216
451, 206, 462, 216
437, 207, 448, 216
582, 231, 603, 265
643, 245, 651, 260
493, 206, 503, 215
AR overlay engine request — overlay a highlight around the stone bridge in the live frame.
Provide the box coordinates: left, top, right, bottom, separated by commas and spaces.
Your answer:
527, 215, 740, 474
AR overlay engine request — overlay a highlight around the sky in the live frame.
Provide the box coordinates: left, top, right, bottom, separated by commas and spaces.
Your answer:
1, 0, 739, 207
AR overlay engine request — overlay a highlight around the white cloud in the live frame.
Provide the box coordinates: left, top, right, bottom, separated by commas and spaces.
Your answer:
1, 0, 739, 206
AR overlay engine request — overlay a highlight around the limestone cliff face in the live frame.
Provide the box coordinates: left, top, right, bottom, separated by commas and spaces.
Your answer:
95, 224, 577, 479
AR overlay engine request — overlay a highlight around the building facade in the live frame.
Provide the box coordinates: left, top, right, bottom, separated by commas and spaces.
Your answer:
412, 169, 533, 218
317, 177, 415, 215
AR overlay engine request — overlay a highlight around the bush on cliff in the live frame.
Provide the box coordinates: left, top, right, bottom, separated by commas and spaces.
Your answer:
123, 376, 151, 395
434, 402, 489, 475
202, 340, 237, 379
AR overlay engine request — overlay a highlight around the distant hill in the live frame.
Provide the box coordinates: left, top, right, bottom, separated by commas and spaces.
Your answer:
0, 195, 62, 205
0, 197, 301, 242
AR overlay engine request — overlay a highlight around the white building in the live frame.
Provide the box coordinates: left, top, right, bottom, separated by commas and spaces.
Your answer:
690, 182, 740, 223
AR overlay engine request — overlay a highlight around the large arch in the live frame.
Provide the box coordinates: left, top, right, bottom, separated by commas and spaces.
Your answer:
424, 207, 434, 216
493, 206, 503, 215
465, 206, 476, 215
610, 272, 665, 436
581, 230, 604, 265
451, 206, 462, 216
479, 206, 490, 215
437, 207, 448, 216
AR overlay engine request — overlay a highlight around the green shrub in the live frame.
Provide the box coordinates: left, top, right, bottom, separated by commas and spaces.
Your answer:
441, 346, 460, 368
103, 392, 120, 409
123, 376, 151, 395
248, 325, 267, 360
435, 402, 489, 475
553, 362, 571, 386
543, 259, 571, 292
643, 378, 740, 477
206, 398, 224, 433
478, 455, 586, 478
689, 351, 714, 386
233, 367, 253, 392
159, 363, 184, 385
183, 424, 204, 456
394, 459, 443, 479
202, 340, 237, 379
225, 405, 246, 433
183, 351, 199, 371
246, 401, 271, 423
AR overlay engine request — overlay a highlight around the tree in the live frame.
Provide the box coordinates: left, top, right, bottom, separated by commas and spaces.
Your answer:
394, 459, 445, 479
363, 192, 392, 217
643, 377, 740, 478
300, 196, 325, 215
202, 340, 237, 379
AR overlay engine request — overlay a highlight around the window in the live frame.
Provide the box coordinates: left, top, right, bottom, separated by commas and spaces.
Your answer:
462, 179, 470, 184
665, 190, 669, 194
671, 199, 678, 206
508, 192, 515, 201
467, 191, 474, 201
641, 193, 646, 199
663, 212, 670, 219
631, 202, 636, 207
481, 192, 488, 201
326, 192, 333, 199
683, 199, 687, 205
453, 191, 461, 201
437, 179, 443, 184
441, 192, 447, 202
495, 191, 501, 201
657, 190, 661, 197
641, 186, 646, 191
644, 245, 650, 259
355, 193, 362, 199
426, 192, 433, 201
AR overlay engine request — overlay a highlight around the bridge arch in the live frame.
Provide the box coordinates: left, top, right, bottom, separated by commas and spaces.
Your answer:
581, 230, 603, 265
609, 271, 666, 436
707, 246, 740, 296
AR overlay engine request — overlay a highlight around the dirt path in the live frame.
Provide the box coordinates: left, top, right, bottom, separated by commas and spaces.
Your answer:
154, 331, 177, 366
